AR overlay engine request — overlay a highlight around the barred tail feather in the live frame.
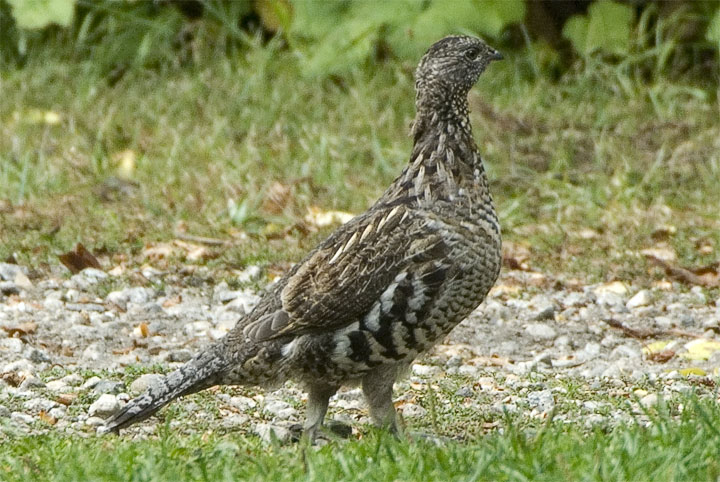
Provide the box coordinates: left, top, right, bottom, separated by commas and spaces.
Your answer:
100, 345, 229, 434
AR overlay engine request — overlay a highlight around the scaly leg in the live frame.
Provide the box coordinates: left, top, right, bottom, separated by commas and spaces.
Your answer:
362, 365, 400, 434
303, 383, 338, 442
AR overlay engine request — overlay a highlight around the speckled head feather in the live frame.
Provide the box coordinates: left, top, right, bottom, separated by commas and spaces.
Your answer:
413, 36, 502, 136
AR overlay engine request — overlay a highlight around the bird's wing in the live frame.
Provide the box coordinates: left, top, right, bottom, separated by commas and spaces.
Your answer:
243, 204, 451, 341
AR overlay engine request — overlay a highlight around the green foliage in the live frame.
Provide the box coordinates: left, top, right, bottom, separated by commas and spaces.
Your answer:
290, 0, 526, 78
7, 0, 75, 29
708, 8, 720, 47
563, 0, 634, 57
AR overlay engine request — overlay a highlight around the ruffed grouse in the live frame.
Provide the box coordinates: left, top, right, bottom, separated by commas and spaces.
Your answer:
103, 35, 503, 440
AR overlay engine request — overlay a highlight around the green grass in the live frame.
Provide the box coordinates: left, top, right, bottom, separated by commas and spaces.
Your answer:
2, 396, 720, 481
1, 37, 719, 283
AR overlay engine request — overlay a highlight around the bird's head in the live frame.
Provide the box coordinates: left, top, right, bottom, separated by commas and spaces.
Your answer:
414, 35, 502, 117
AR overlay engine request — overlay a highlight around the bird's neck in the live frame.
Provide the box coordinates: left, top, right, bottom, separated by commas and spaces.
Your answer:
380, 98, 493, 210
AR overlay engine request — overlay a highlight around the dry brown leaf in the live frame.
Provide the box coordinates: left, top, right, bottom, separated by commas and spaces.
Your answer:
2, 322, 37, 338
58, 243, 102, 273
647, 349, 675, 363
139, 322, 149, 338
1, 372, 24, 387
162, 295, 182, 308
502, 241, 531, 270
262, 181, 292, 214
56, 393, 77, 406
305, 206, 354, 227
38, 411, 57, 425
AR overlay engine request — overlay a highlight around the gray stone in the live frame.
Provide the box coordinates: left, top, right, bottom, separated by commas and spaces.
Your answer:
129, 374, 164, 394
19, 376, 45, 390
23, 398, 58, 412
66, 303, 106, 312
86, 416, 106, 427
25, 348, 51, 364
412, 364, 441, 377
640, 393, 658, 408
254, 423, 292, 444
263, 400, 297, 420
0, 263, 28, 281
455, 386, 473, 398
401, 403, 428, 418
0, 338, 24, 353
93, 380, 125, 394
596, 292, 625, 308
0, 405, 10, 418
82, 376, 102, 390
106, 287, 155, 309
88, 394, 121, 418
626, 290, 651, 309
525, 323, 557, 341
228, 396, 257, 411
11, 412, 34, 424
527, 389, 554, 413
655, 316, 674, 329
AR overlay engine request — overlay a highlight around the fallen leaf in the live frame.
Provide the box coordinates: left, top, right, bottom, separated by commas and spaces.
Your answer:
680, 339, 720, 361
113, 149, 136, 179
38, 411, 57, 425
139, 322, 149, 337
2, 322, 37, 338
56, 393, 77, 406
502, 241, 531, 270
59, 243, 102, 274
262, 181, 292, 214
304, 206, 354, 227
647, 349, 675, 363
162, 295, 182, 308
642, 340, 671, 355
679, 367, 707, 376
641, 245, 677, 263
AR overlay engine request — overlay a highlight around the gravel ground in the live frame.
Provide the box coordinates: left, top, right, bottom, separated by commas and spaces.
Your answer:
1, 261, 719, 441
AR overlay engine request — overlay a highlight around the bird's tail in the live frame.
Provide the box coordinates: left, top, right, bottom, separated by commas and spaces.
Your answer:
100, 343, 230, 434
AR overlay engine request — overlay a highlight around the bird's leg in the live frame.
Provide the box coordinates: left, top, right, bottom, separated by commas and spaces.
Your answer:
362, 365, 400, 434
303, 383, 338, 442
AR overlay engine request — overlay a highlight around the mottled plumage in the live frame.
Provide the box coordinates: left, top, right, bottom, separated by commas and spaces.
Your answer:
102, 35, 503, 440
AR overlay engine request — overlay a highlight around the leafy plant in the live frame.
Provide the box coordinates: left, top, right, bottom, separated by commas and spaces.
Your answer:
562, 0, 634, 57
7, 0, 75, 29
290, 0, 526, 78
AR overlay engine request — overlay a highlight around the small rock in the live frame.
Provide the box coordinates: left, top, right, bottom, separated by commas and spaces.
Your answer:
19, 376, 45, 390
655, 316, 674, 329
129, 374, 164, 394
93, 380, 125, 394
82, 343, 104, 361
60, 373, 84, 387
106, 287, 155, 309
263, 400, 297, 420
640, 393, 658, 408
0, 263, 28, 281
11, 412, 34, 424
0, 405, 10, 417
86, 416, 106, 427
88, 394, 121, 418
626, 290, 651, 309
527, 389, 554, 413
596, 292, 625, 308
562, 292, 587, 308
530, 296, 555, 321
221, 413, 251, 428
412, 364, 440, 377
49, 406, 67, 419
0, 338, 24, 353
82, 376, 102, 390
23, 398, 58, 412
525, 323, 557, 341
401, 403, 428, 418
25, 348, 51, 364
254, 423, 292, 444
455, 386, 473, 398
228, 396, 257, 411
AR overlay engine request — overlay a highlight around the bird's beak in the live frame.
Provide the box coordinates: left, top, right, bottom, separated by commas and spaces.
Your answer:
490, 50, 504, 61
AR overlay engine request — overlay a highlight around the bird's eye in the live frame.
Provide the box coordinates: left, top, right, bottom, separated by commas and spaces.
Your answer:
464, 47, 480, 60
